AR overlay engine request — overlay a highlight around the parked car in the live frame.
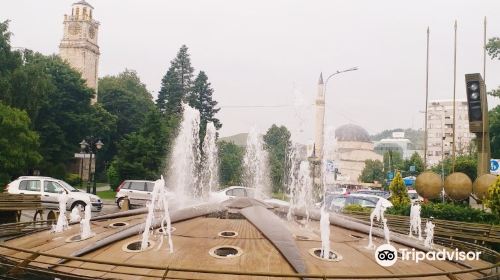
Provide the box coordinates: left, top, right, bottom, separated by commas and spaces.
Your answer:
115, 180, 174, 209
6, 176, 102, 212
324, 193, 392, 212
355, 189, 391, 199
210, 186, 289, 207
407, 189, 423, 203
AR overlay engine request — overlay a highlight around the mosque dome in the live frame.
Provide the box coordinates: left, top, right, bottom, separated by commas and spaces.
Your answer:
335, 124, 371, 142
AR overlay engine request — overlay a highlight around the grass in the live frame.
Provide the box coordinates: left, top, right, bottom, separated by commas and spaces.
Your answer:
97, 190, 116, 200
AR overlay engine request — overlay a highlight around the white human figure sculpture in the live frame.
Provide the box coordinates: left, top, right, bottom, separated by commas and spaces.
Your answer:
80, 196, 94, 240
53, 191, 69, 233
409, 202, 422, 240
366, 199, 387, 249
424, 218, 435, 248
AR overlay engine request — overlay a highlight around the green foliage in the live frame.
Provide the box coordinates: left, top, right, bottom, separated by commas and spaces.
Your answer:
343, 204, 371, 213
263, 125, 292, 193
386, 202, 499, 224
187, 71, 222, 145
0, 103, 42, 186
388, 171, 410, 206
106, 162, 121, 191
112, 109, 168, 182
403, 152, 424, 175
486, 37, 500, 60
359, 159, 384, 183
65, 173, 81, 186
430, 155, 477, 181
218, 140, 245, 187
383, 150, 404, 172
489, 106, 500, 158
484, 176, 500, 217
157, 45, 194, 118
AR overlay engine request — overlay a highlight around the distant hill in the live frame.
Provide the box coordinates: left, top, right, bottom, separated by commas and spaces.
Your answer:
219, 133, 248, 147
370, 128, 424, 150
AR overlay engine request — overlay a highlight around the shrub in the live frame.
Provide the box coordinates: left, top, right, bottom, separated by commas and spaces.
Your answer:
107, 162, 121, 191
343, 204, 371, 213
386, 202, 499, 224
389, 171, 410, 207
65, 173, 81, 186
485, 176, 500, 217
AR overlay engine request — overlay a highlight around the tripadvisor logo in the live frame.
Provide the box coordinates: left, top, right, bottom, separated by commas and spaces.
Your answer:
374, 244, 481, 267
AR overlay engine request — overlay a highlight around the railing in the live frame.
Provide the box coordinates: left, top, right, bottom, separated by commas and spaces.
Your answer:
0, 244, 498, 280
0, 220, 53, 239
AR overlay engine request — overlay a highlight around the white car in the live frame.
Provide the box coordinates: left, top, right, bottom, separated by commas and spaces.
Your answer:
325, 193, 393, 212
210, 186, 289, 207
408, 189, 423, 203
6, 176, 102, 212
115, 180, 174, 209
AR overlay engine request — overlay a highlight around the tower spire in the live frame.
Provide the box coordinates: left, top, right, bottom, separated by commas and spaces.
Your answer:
318, 72, 324, 85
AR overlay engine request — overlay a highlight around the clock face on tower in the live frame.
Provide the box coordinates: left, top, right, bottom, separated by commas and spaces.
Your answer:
89, 26, 95, 39
68, 23, 81, 35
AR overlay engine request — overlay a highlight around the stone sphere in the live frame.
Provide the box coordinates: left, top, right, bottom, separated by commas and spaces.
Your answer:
415, 171, 442, 199
444, 172, 472, 201
473, 174, 497, 200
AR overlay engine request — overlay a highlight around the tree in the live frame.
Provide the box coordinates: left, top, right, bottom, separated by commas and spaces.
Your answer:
485, 176, 500, 217
383, 150, 404, 173
0, 103, 42, 186
389, 171, 410, 207
218, 141, 244, 187
486, 37, 500, 97
263, 125, 292, 194
359, 159, 385, 183
403, 152, 424, 175
98, 70, 155, 167
187, 71, 222, 145
431, 155, 477, 181
111, 109, 168, 183
156, 45, 194, 118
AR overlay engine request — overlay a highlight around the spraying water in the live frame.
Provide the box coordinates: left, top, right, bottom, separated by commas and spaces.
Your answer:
141, 176, 173, 252
320, 206, 331, 259
200, 122, 219, 196
424, 218, 435, 248
366, 199, 390, 249
287, 159, 313, 223
53, 191, 69, 233
243, 126, 270, 197
80, 196, 94, 240
167, 104, 201, 206
409, 202, 422, 240
69, 207, 81, 223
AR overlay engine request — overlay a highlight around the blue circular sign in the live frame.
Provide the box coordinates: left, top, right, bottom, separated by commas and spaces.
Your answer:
490, 159, 499, 172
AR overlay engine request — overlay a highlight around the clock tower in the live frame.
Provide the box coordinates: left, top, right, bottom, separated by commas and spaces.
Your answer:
59, 0, 100, 104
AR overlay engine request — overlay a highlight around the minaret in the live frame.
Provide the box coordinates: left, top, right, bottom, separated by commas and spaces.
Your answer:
314, 73, 326, 158
59, 0, 100, 104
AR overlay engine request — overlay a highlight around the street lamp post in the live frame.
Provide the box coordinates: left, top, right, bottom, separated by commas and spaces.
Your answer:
80, 137, 104, 195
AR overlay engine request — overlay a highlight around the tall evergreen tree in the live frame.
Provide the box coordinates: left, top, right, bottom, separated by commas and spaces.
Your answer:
156, 45, 194, 118
188, 71, 222, 144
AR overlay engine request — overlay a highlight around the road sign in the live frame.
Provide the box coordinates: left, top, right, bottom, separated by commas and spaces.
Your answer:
74, 153, 93, 159
490, 159, 500, 175
409, 165, 416, 172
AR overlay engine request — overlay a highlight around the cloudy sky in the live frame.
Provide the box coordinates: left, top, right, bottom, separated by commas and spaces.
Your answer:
2, 0, 500, 143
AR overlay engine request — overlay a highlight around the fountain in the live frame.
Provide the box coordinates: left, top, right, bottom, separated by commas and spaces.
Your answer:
53, 191, 69, 233
287, 158, 313, 223
424, 218, 435, 248
69, 207, 81, 223
200, 122, 219, 195
141, 176, 173, 252
366, 199, 390, 249
409, 202, 422, 240
319, 206, 331, 258
243, 126, 270, 197
79, 196, 94, 240
167, 104, 202, 206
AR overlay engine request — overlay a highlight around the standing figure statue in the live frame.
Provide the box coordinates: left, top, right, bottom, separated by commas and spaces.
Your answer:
424, 217, 435, 248
409, 201, 422, 240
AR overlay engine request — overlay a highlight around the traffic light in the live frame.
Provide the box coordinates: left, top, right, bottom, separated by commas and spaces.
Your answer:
465, 73, 487, 133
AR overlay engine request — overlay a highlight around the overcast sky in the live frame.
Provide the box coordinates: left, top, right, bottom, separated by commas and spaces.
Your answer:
2, 0, 500, 143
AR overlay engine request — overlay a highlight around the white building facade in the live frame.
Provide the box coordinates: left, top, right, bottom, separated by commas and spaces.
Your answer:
426, 100, 475, 166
